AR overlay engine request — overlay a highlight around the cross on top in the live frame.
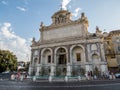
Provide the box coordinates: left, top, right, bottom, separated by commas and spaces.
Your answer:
59, 4, 63, 10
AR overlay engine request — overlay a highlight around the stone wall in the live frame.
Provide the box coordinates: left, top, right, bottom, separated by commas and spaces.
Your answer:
42, 24, 85, 41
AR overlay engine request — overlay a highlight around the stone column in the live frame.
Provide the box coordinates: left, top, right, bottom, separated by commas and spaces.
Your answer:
30, 50, 34, 66
50, 47, 55, 76
29, 50, 34, 75
101, 64, 108, 73
52, 47, 55, 63
85, 64, 90, 72
67, 45, 70, 63
35, 49, 42, 76
33, 51, 40, 76
84, 43, 88, 62
40, 50, 44, 76
98, 42, 103, 61
50, 65, 55, 76
66, 45, 71, 76
28, 65, 33, 75
36, 66, 40, 76
39, 49, 41, 64
40, 54, 43, 65
67, 65, 71, 76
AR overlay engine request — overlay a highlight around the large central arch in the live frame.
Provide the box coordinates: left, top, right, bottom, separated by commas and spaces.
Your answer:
57, 48, 67, 65
55, 47, 68, 76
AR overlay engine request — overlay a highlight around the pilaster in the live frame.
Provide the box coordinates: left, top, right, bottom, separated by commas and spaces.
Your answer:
66, 45, 70, 63
39, 49, 41, 64
84, 42, 88, 62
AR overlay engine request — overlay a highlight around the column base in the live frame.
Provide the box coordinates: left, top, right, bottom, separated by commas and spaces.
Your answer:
67, 65, 71, 76
49, 76, 53, 82
65, 76, 68, 82
33, 76, 36, 82
78, 76, 82, 81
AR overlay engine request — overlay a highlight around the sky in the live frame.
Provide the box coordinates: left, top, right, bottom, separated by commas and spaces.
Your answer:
0, 0, 120, 62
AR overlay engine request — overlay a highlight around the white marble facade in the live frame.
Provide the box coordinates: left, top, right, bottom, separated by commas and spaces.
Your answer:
29, 9, 108, 77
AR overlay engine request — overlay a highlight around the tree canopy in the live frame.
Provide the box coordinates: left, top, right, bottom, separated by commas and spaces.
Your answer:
0, 50, 17, 73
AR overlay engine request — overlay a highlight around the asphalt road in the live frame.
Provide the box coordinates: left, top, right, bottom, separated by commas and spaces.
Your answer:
0, 80, 120, 90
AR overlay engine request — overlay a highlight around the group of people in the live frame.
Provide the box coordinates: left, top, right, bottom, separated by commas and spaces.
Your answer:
85, 71, 116, 80
11, 71, 27, 81
108, 72, 116, 80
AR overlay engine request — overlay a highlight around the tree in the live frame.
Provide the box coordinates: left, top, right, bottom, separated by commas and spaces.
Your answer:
0, 50, 17, 73
24, 61, 30, 71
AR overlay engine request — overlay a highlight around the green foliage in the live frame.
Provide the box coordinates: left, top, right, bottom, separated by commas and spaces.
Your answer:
72, 70, 76, 76
56, 68, 61, 76
0, 49, 17, 73
31, 70, 35, 76
24, 61, 30, 71
71, 67, 78, 76
94, 67, 100, 76
80, 68, 85, 76
40, 67, 46, 76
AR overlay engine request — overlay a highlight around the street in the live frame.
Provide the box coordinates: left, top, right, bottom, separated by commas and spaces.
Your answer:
0, 80, 120, 90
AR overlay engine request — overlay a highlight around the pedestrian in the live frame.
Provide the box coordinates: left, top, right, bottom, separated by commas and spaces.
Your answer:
88, 71, 91, 80
20, 74, 24, 81
111, 73, 116, 80
85, 72, 88, 80
94, 75, 97, 80
15, 74, 18, 80
17, 71, 21, 80
11, 74, 15, 80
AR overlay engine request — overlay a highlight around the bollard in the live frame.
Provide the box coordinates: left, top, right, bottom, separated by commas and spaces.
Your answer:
65, 76, 68, 82
20, 75, 23, 81
78, 76, 81, 81
33, 76, 36, 82
49, 76, 52, 82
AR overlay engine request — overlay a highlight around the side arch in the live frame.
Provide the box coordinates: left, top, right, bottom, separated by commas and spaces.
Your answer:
70, 44, 86, 64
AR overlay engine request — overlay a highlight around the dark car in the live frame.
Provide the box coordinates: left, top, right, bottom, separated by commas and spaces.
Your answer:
0, 72, 11, 80
115, 73, 120, 78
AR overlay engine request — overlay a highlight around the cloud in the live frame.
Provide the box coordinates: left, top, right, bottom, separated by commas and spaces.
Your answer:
0, 22, 30, 62
16, 6, 27, 12
61, 0, 71, 10
1, 1, 8, 5
61, 0, 82, 18
72, 8, 81, 17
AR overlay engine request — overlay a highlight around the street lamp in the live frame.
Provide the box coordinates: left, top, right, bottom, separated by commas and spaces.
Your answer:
26, 54, 29, 62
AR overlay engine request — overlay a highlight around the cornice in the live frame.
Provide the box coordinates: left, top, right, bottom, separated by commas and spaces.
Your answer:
40, 37, 102, 45
30, 37, 102, 50
31, 34, 102, 47
109, 30, 120, 37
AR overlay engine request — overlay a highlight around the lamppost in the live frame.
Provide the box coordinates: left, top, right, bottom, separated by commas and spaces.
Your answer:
26, 54, 30, 71
27, 54, 30, 62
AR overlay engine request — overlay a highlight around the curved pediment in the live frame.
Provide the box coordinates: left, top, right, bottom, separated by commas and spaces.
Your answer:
51, 10, 72, 25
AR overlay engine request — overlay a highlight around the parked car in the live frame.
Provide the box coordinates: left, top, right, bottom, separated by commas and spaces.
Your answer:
0, 72, 11, 80
115, 73, 120, 78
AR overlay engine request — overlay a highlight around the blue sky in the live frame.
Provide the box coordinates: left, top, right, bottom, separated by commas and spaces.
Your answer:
0, 0, 120, 61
